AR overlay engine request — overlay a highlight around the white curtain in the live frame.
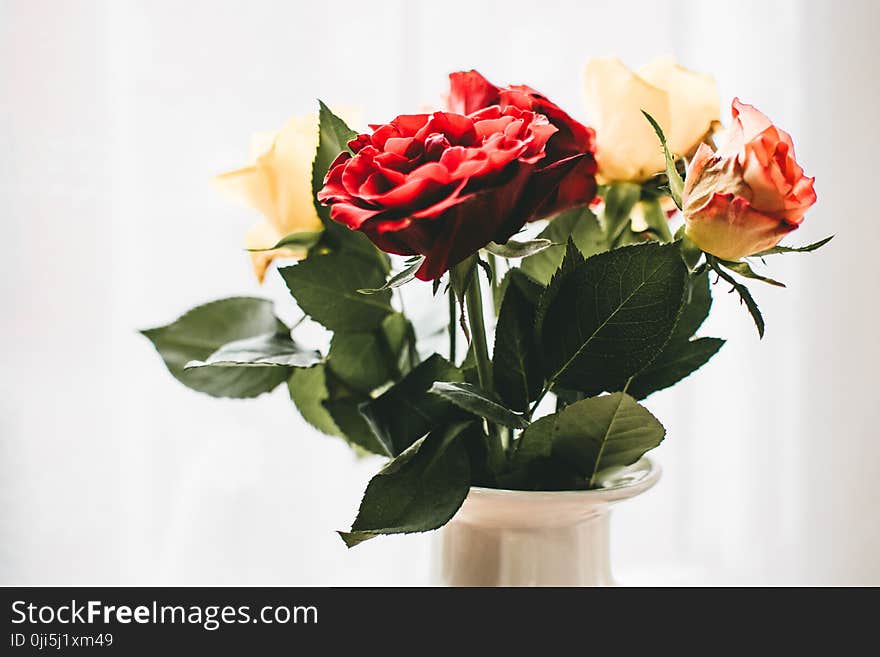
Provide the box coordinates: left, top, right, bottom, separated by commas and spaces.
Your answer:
2, 0, 877, 585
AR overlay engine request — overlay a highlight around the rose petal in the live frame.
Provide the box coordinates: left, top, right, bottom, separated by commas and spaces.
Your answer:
448, 70, 500, 115
685, 193, 798, 260
638, 56, 720, 157
583, 57, 671, 181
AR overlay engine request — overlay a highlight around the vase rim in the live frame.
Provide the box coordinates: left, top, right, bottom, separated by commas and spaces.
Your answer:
468, 456, 661, 505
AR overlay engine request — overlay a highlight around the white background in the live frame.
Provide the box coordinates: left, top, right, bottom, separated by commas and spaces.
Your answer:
2, 0, 878, 585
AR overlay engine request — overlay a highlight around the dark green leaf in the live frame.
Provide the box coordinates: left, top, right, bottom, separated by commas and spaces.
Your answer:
512, 393, 664, 489
642, 110, 684, 209
328, 331, 395, 395
309, 102, 390, 274
141, 297, 289, 398
429, 382, 529, 429
280, 252, 393, 331
288, 364, 388, 455
602, 182, 642, 243
493, 272, 543, 411
310, 217, 392, 275
381, 312, 417, 377
520, 207, 604, 285
485, 238, 555, 259
672, 270, 712, 342
753, 235, 833, 256
718, 259, 786, 287
627, 337, 725, 400
323, 398, 388, 456
311, 101, 358, 225
185, 332, 321, 369
339, 421, 472, 547
360, 354, 464, 456
535, 242, 687, 395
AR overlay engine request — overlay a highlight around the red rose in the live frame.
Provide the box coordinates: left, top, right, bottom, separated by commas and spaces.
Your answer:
318, 74, 597, 281
448, 70, 598, 211
448, 70, 595, 159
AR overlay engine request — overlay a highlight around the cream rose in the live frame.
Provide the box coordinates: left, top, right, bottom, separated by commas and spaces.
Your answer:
583, 56, 720, 182
215, 114, 327, 283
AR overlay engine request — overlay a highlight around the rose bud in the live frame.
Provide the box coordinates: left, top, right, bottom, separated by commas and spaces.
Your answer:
681, 99, 817, 260
583, 57, 719, 182
215, 111, 357, 282
318, 76, 597, 280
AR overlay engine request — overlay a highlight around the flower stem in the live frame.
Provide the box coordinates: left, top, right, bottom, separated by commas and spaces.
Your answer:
464, 268, 493, 392
448, 290, 457, 364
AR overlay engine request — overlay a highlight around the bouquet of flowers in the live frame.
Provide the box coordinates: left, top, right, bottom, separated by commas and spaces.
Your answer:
143, 59, 828, 546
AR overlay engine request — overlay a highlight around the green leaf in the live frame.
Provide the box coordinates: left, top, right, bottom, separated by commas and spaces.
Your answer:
429, 382, 529, 429
519, 207, 604, 285
708, 257, 765, 338
485, 238, 555, 259
511, 393, 664, 489
718, 259, 786, 287
312, 101, 358, 225
288, 363, 344, 438
360, 354, 465, 456
627, 337, 725, 400
247, 230, 323, 252
310, 216, 392, 276
323, 398, 388, 456
310, 102, 390, 275
339, 421, 472, 547
280, 252, 393, 331
327, 331, 395, 395
753, 235, 833, 256
602, 182, 642, 243
535, 242, 688, 395
642, 110, 684, 209
141, 297, 289, 398
358, 257, 424, 294
381, 312, 417, 377
554, 393, 665, 487
679, 233, 703, 271
184, 332, 321, 369
493, 271, 543, 411
672, 270, 712, 342
288, 364, 387, 455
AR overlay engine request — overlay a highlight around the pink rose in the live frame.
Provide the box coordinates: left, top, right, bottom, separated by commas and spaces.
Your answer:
682, 99, 817, 260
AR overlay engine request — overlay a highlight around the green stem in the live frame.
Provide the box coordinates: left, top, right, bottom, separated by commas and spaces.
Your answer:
464, 269, 493, 392
528, 384, 552, 419
448, 290, 457, 364
462, 266, 505, 464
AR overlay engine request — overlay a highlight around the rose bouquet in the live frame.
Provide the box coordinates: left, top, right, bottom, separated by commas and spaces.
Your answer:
143, 59, 828, 547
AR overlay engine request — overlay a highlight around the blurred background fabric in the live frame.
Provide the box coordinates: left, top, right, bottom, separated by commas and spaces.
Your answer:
2, 0, 878, 585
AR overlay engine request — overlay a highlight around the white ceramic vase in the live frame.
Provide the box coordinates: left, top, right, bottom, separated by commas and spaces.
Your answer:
435, 458, 660, 586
